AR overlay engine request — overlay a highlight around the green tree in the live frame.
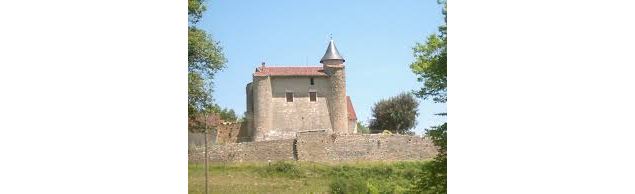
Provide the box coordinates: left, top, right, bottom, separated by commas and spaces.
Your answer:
188, 0, 226, 123
411, 123, 447, 194
410, 0, 447, 103
206, 104, 237, 121
410, 1, 447, 193
188, 0, 206, 24
356, 121, 370, 134
368, 93, 419, 134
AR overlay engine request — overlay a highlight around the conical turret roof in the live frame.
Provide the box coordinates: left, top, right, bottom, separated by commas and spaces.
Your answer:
320, 40, 345, 63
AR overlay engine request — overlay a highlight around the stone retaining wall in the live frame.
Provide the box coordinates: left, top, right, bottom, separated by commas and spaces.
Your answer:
189, 133, 437, 163
189, 139, 295, 163
216, 122, 251, 144
296, 132, 437, 162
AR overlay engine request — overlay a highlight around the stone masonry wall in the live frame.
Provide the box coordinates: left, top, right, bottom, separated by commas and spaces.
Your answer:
189, 133, 437, 163
245, 82, 254, 139
253, 75, 272, 142
269, 76, 332, 140
189, 139, 295, 163
324, 63, 348, 134
297, 132, 437, 162
216, 122, 250, 144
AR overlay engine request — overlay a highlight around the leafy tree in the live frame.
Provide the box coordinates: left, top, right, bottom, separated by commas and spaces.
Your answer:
356, 121, 370, 134
206, 104, 237, 121
368, 93, 419, 134
188, 0, 226, 122
411, 123, 447, 194
410, 1, 447, 193
410, 0, 447, 103
188, 0, 206, 24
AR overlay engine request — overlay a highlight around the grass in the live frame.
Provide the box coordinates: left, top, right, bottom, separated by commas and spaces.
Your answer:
188, 160, 431, 194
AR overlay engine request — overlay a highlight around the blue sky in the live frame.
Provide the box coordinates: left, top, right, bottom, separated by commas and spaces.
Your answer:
200, 0, 446, 134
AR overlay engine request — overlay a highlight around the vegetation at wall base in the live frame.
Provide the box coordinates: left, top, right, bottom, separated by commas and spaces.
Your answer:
410, 123, 447, 193
357, 121, 371, 134
188, 161, 434, 194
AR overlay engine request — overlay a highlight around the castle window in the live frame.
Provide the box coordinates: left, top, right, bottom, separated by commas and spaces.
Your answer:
286, 92, 294, 102
310, 78, 315, 85
309, 92, 317, 102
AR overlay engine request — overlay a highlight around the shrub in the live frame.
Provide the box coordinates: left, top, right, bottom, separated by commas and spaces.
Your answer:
257, 161, 304, 178
410, 123, 447, 194
328, 163, 429, 194
330, 177, 368, 194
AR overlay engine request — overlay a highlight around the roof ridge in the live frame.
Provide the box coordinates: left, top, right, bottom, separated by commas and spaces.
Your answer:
262, 66, 322, 68
254, 66, 327, 77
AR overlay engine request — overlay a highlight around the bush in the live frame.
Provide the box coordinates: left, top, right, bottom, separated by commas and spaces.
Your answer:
257, 161, 304, 178
410, 123, 447, 194
330, 177, 368, 194
328, 162, 428, 194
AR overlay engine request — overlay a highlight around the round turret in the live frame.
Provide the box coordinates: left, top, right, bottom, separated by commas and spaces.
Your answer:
320, 39, 348, 134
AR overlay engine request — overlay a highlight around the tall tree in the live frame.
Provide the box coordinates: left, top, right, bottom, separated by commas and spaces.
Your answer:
410, 0, 447, 103
188, 0, 226, 123
206, 104, 237, 121
368, 93, 419, 134
410, 1, 447, 193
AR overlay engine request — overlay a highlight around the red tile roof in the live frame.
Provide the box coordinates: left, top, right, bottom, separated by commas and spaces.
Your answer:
347, 96, 357, 121
253, 66, 327, 77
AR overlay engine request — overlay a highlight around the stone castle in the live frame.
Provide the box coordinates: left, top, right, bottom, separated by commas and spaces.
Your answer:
245, 40, 358, 141
188, 40, 439, 163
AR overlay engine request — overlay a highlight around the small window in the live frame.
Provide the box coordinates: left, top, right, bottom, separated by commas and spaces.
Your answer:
286, 92, 294, 102
309, 92, 317, 102
310, 78, 315, 85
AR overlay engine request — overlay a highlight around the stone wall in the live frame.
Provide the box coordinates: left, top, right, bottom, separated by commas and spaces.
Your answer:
348, 120, 357, 134
216, 122, 250, 144
252, 75, 272, 142
297, 132, 438, 162
188, 130, 216, 146
189, 133, 437, 163
189, 139, 295, 163
245, 82, 254, 138
269, 76, 333, 140
324, 62, 349, 134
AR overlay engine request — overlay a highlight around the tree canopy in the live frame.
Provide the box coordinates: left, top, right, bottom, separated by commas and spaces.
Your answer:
207, 104, 237, 122
188, 0, 207, 24
368, 93, 419, 134
410, 0, 447, 103
188, 0, 226, 121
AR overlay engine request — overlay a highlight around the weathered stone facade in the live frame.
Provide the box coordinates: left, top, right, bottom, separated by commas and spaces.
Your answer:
189, 133, 437, 163
270, 77, 333, 137
189, 139, 295, 163
323, 61, 348, 134
252, 75, 273, 141
245, 82, 254, 138
215, 122, 250, 144
296, 132, 438, 162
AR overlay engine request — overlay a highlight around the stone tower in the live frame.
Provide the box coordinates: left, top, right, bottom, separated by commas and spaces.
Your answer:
321, 40, 348, 134
252, 64, 273, 141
